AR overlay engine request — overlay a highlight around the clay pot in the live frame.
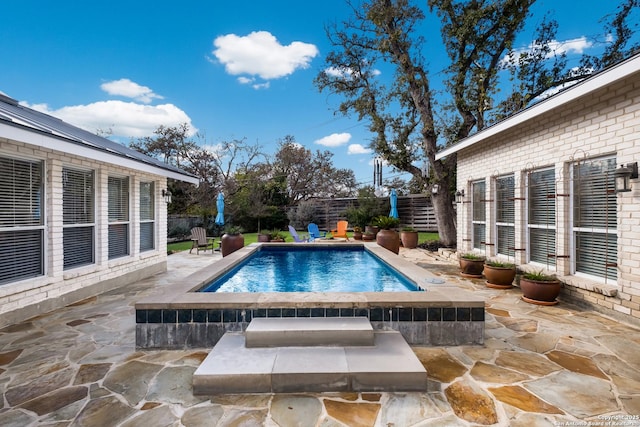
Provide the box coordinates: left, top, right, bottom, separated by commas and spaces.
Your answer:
353, 231, 363, 240
365, 225, 379, 237
257, 233, 270, 242
520, 277, 561, 305
221, 233, 244, 257
362, 233, 375, 241
459, 257, 485, 278
483, 264, 516, 289
376, 229, 400, 254
400, 231, 419, 249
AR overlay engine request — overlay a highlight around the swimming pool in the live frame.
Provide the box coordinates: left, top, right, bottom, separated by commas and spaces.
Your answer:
199, 246, 418, 293
135, 242, 486, 349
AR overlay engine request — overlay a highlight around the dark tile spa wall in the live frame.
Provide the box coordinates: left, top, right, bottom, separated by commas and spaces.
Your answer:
136, 306, 485, 349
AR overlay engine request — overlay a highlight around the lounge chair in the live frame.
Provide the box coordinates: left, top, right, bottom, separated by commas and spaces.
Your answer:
288, 225, 309, 242
307, 223, 327, 241
189, 227, 214, 254
331, 220, 350, 240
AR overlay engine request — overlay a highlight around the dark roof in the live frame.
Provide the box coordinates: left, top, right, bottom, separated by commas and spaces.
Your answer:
0, 92, 198, 182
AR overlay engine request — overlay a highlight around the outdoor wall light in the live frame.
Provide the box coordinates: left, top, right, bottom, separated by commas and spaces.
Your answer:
455, 189, 465, 203
162, 189, 172, 204
615, 162, 638, 193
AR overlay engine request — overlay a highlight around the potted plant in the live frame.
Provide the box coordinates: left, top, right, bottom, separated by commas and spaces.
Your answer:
483, 259, 516, 289
257, 230, 271, 242
221, 225, 244, 257
353, 226, 363, 240
373, 215, 400, 254
400, 227, 419, 249
362, 231, 375, 241
459, 252, 486, 278
520, 271, 561, 305
269, 230, 286, 242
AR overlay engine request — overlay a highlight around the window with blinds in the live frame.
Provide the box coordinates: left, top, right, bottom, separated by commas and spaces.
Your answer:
139, 182, 155, 252
495, 175, 515, 257
472, 180, 486, 251
0, 156, 44, 285
108, 176, 130, 259
573, 157, 617, 281
63, 167, 95, 270
528, 168, 556, 267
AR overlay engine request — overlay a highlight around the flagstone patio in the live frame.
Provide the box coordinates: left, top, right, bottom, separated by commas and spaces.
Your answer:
0, 248, 639, 426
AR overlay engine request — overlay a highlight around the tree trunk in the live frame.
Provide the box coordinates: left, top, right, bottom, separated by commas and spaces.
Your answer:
431, 191, 456, 248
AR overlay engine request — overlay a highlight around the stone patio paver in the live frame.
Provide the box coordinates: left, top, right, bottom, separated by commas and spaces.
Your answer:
0, 248, 639, 426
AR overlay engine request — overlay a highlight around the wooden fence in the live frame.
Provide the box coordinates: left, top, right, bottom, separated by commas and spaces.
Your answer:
168, 194, 439, 235
311, 194, 437, 232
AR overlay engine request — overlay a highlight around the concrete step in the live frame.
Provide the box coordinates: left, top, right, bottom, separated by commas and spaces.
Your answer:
192, 331, 428, 394
245, 316, 375, 347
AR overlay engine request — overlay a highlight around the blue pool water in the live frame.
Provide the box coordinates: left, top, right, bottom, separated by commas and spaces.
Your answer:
199, 246, 418, 292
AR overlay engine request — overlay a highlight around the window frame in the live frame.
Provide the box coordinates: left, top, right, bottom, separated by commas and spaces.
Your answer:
494, 174, 515, 258
471, 180, 486, 251
570, 156, 618, 283
63, 166, 95, 270
526, 167, 557, 269
0, 155, 45, 284
108, 175, 130, 260
139, 181, 155, 252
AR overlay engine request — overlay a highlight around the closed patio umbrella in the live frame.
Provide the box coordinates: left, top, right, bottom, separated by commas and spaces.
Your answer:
389, 189, 399, 219
215, 193, 225, 225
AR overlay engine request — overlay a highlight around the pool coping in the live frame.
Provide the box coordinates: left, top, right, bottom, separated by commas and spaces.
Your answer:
135, 242, 485, 348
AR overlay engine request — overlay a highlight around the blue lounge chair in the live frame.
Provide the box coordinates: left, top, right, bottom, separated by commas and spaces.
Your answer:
288, 225, 308, 242
307, 223, 327, 241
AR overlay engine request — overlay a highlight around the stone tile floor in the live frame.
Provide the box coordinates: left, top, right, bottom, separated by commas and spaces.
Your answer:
1, 248, 639, 426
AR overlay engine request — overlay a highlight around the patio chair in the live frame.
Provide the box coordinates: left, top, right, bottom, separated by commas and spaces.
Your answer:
189, 227, 214, 254
331, 220, 350, 240
288, 225, 309, 242
307, 223, 327, 241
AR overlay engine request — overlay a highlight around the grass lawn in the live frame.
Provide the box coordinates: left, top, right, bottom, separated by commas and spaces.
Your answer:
167, 231, 439, 253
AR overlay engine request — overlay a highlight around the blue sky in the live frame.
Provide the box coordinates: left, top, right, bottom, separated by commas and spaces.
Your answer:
0, 0, 631, 186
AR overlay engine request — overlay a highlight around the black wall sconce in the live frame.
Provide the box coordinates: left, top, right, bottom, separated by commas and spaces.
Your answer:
162, 189, 172, 204
455, 189, 465, 203
615, 162, 638, 193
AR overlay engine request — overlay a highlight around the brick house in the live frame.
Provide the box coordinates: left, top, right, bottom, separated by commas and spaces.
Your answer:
0, 93, 199, 327
436, 54, 640, 325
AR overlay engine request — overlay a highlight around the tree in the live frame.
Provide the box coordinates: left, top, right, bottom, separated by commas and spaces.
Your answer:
316, 0, 639, 247
272, 135, 358, 202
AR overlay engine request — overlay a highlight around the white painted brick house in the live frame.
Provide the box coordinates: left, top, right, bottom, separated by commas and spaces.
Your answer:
437, 54, 640, 325
0, 94, 199, 327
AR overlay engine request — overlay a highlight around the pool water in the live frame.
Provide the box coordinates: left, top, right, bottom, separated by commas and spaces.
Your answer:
199, 246, 418, 293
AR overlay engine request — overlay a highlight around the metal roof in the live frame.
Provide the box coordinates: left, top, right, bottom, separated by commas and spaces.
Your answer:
0, 93, 199, 184
435, 53, 640, 160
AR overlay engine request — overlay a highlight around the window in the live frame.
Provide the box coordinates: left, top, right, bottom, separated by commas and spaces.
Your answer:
108, 176, 130, 259
528, 168, 556, 267
139, 182, 155, 251
572, 157, 617, 281
472, 180, 486, 251
63, 167, 95, 269
0, 156, 44, 284
495, 175, 515, 257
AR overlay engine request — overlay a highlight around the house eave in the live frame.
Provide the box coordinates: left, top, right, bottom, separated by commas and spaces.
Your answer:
435, 53, 640, 161
0, 120, 200, 184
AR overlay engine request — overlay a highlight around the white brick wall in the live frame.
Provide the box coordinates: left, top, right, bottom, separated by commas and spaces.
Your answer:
456, 73, 640, 324
0, 139, 171, 323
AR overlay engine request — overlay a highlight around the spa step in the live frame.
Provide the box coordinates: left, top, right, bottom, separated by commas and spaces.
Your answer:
192, 331, 428, 394
245, 317, 374, 347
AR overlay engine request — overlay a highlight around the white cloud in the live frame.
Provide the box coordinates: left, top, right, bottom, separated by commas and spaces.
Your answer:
347, 143, 372, 155
505, 36, 593, 64
212, 31, 319, 83
314, 132, 351, 147
324, 64, 381, 80
26, 100, 195, 138
100, 78, 163, 104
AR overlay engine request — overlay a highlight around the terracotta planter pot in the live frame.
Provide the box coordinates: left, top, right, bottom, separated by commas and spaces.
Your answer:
459, 258, 485, 278
221, 233, 244, 257
400, 231, 419, 249
376, 229, 400, 254
483, 264, 516, 289
257, 233, 270, 242
520, 277, 561, 305
362, 233, 375, 241
353, 231, 363, 240
365, 226, 379, 237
